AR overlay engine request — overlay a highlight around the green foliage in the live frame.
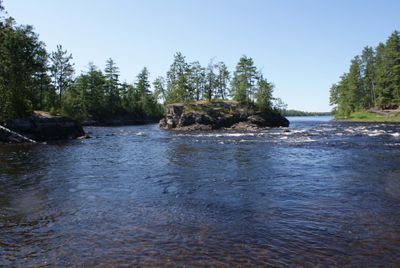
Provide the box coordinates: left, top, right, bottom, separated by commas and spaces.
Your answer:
63, 62, 163, 122
255, 76, 274, 112
215, 62, 230, 100
104, 58, 121, 116
205, 60, 217, 101
0, 17, 48, 121
335, 111, 400, 122
162, 53, 277, 113
331, 31, 400, 116
165, 52, 192, 103
231, 56, 257, 104
50, 45, 74, 108
62, 63, 107, 121
188, 61, 206, 101
153, 76, 166, 102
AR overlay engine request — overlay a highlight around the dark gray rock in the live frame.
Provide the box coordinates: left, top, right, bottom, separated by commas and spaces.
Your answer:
3, 114, 85, 142
159, 102, 289, 131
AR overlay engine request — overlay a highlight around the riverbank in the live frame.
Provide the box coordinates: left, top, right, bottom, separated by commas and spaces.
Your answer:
0, 111, 85, 144
334, 109, 400, 123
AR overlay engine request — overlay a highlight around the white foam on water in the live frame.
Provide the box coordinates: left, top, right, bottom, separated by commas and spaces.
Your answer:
367, 129, 386, 137
391, 133, 400, 137
385, 143, 400, 146
186, 133, 257, 138
285, 137, 318, 143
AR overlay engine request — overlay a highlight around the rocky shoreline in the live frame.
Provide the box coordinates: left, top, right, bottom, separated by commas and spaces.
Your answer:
159, 101, 289, 131
0, 112, 85, 144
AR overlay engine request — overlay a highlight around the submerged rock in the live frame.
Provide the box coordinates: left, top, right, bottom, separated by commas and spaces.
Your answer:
1, 112, 85, 143
159, 101, 289, 131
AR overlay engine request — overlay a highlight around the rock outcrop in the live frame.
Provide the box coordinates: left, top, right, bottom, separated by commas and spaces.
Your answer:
1, 112, 85, 143
159, 101, 289, 131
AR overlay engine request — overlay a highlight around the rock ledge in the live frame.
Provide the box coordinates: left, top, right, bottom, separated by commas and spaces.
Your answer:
1, 112, 85, 143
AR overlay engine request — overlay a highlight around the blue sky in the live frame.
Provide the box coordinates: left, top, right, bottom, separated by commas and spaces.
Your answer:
4, 0, 400, 111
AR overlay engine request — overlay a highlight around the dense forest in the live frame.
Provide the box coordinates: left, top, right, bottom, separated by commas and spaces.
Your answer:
330, 31, 400, 116
0, 1, 161, 124
0, 1, 284, 124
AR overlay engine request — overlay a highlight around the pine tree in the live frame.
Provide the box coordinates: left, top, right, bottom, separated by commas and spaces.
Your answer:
205, 60, 217, 101
188, 61, 206, 101
215, 62, 230, 99
134, 67, 152, 115
255, 75, 274, 112
50, 45, 74, 109
231, 56, 257, 103
0, 17, 49, 120
153, 76, 166, 103
165, 52, 191, 103
347, 57, 363, 112
104, 58, 121, 115
383, 31, 400, 106
360, 46, 376, 108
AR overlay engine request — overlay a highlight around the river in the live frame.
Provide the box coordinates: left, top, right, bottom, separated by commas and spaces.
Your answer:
1, 116, 400, 266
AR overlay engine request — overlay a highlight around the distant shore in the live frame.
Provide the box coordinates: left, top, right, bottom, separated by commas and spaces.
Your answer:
334, 109, 400, 123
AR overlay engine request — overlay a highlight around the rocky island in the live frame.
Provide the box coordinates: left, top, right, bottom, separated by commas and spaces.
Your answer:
159, 101, 289, 131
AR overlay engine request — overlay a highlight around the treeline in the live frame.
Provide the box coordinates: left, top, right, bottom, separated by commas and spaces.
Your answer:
155, 52, 285, 113
282, 110, 331, 117
330, 31, 400, 116
0, 2, 161, 123
0, 1, 284, 124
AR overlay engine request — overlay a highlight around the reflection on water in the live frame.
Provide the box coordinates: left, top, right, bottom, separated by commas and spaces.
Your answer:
1, 117, 400, 266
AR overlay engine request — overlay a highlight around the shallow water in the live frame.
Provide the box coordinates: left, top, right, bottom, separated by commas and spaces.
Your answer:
1, 117, 400, 266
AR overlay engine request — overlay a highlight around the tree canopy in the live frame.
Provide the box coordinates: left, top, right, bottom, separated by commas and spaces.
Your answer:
161, 53, 280, 112
330, 31, 400, 116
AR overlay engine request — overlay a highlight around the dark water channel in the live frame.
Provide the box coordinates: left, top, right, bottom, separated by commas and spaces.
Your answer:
1, 116, 400, 266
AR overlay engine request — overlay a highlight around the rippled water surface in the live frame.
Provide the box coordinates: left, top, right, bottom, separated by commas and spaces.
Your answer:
1, 116, 400, 266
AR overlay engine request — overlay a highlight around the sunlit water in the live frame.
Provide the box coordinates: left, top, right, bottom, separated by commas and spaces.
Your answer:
1, 116, 400, 266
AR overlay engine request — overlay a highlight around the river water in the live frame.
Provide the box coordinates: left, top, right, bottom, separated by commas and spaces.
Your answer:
1, 116, 400, 266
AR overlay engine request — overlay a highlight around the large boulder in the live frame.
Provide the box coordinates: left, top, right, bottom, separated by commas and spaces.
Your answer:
3, 112, 85, 142
159, 101, 289, 130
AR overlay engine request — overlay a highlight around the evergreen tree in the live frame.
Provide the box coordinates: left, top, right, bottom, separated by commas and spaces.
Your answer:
165, 52, 191, 103
374, 43, 389, 108
0, 17, 48, 121
255, 75, 274, 112
215, 62, 230, 99
153, 76, 166, 102
50, 45, 74, 109
329, 83, 339, 108
231, 56, 257, 103
205, 60, 217, 101
189, 61, 206, 101
360, 46, 376, 107
104, 58, 121, 115
346, 57, 363, 112
121, 82, 137, 115
134, 67, 152, 115
383, 31, 400, 105
63, 63, 107, 121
